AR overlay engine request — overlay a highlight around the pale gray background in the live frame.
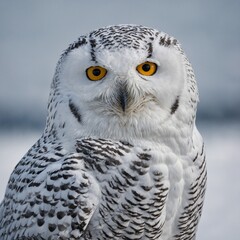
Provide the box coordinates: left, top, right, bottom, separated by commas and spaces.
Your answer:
0, 0, 239, 239
0, 0, 239, 127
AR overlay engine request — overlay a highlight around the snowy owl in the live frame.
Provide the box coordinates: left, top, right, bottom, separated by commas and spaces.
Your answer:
0, 25, 206, 239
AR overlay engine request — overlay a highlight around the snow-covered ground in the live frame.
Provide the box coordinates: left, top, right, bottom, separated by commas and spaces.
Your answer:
0, 121, 239, 239
197, 121, 240, 239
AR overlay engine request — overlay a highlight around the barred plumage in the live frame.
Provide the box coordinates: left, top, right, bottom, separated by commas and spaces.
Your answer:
0, 24, 206, 239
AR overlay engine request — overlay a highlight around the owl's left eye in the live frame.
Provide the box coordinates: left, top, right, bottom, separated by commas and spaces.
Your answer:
136, 61, 158, 76
86, 66, 107, 81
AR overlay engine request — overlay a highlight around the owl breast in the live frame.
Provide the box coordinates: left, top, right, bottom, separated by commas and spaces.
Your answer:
77, 137, 206, 240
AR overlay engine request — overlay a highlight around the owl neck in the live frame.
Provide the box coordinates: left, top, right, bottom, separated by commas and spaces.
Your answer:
44, 108, 195, 156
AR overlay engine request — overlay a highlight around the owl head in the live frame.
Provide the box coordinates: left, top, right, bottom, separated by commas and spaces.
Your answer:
45, 25, 199, 147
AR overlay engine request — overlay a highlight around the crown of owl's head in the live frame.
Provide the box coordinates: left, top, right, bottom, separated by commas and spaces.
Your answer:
45, 25, 199, 145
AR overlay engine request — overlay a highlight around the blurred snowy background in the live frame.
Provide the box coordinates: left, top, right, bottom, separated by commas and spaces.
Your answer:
0, 0, 239, 239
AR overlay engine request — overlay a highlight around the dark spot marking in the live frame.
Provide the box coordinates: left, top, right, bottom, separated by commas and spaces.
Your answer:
37, 218, 45, 227
43, 196, 50, 204
69, 203, 77, 209
58, 224, 67, 231
60, 183, 69, 190
132, 189, 146, 200
40, 210, 45, 217
159, 36, 166, 46
119, 140, 133, 147
141, 185, 153, 191
79, 222, 86, 231
147, 42, 153, 58
137, 153, 151, 161
57, 211, 65, 219
172, 39, 178, 45
171, 97, 179, 114
28, 182, 41, 187
48, 209, 55, 218
200, 143, 205, 156
166, 37, 171, 46
89, 38, 97, 62
159, 35, 175, 47
193, 153, 198, 162
48, 223, 56, 232
65, 37, 87, 54
71, 222, 80, 230
24, 211, 33, 218
69, 100, 82, 123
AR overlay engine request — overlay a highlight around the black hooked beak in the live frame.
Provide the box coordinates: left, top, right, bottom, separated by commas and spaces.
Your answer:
118, 84, 128, 112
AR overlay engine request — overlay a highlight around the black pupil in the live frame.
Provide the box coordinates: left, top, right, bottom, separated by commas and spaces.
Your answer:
92, 68, 101, 76
142, 64, 151, 72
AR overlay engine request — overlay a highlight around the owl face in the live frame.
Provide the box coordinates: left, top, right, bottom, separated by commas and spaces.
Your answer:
50, 25, 196, 141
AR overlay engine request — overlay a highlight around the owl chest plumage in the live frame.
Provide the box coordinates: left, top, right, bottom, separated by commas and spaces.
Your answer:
78, 138, 206, 240
0, 136, 206, 240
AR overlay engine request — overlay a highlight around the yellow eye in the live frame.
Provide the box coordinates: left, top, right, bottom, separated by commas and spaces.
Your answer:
86, 66, 107, 81
136, 61, 157, 76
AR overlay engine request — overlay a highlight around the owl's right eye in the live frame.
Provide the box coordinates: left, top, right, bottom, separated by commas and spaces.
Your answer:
86, 66, 107, 81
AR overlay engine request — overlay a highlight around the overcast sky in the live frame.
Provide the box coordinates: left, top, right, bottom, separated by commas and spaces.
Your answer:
0, 0, 240, 129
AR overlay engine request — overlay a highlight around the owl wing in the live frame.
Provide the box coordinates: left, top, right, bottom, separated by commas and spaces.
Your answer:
0, 151, 100, 240
1, 138, 170, 239
75, 138, 170, 239
174, 128, 207, 239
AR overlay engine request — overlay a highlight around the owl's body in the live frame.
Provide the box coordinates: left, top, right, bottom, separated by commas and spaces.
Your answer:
0, 25, 206, 240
